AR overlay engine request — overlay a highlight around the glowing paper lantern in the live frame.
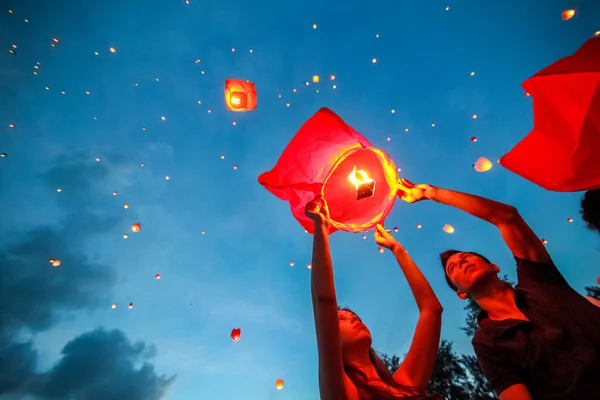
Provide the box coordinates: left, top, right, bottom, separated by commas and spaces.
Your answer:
275, 379, 284, 390
155, 273, 161, 280
473, 157, 493, 172
131, 223, 141, 232
231, 328, 241, 341
561, 9, 575, 20
112, 304, 117, 309
312, 75, 320, 83
443, 224, 455, 234
567, 217, 574, 222
258, 108, 399, 234
224, 79, 257, 112
49, 259, 61, 267
128, 303, 133, 309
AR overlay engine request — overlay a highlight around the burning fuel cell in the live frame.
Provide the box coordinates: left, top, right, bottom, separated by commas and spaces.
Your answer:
348, 166, 376, 200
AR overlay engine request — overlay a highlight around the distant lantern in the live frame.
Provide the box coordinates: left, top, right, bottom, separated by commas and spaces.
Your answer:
473, 157, 493, 172
275, 379, 284, 390
259, 108, 399, 234
128, 303, 133, 309
416, 224, 422, 229
225, 79, 257, 112
49, 259, 61, 267
123, 233, 129, 239
9, 124, 15, 128
155, 273, 161, 280
393, 227, 399, 232
124, 204, 129, 209
113, 191, 118, 196
561, 9, 575, 20
289, 261, 295, 267
567, 217, 573, 223
112, 304, 117, 309
471, 136, 478, 142
109, 47, 116, 53
312, 75, 320, 83
472, 114, 477, 119
231, 328, 241, 341
330, 75, 335, 81
378, 247, 384, 253
131, 223, 141, 232
541, 239, 548, 245
443, 224, 455, 234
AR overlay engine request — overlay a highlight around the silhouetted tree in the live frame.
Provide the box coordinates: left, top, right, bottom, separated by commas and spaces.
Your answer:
379, 352, 401, 374
460, 354, 497, 399
585, 286, 600, 300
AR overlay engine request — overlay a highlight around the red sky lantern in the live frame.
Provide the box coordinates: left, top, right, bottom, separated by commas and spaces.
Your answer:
224, 79, 257, 112
231, 328, 241, 341
259, 108, 399, 234
500, 38, 600, 191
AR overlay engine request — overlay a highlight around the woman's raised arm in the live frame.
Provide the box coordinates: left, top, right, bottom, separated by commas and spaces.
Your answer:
374, 225, 443, 393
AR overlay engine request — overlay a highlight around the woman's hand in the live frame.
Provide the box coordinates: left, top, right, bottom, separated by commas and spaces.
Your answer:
305, 195, 330, 229
397, 179, 433, 204
374, 224, 400, 251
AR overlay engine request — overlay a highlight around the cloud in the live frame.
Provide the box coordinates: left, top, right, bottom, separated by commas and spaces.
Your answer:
26, 328, 175, 400
0, 152, 173, 398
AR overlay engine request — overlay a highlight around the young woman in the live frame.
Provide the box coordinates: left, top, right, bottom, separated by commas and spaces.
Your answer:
306, 194, 443, 400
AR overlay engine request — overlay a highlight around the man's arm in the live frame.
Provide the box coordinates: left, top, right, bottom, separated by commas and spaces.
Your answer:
424, 186, 550, 263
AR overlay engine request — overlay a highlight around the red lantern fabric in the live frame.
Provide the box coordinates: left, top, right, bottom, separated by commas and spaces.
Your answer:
500, 37, 600, 192
258, 108, 399, 234
224, 79, 257, 112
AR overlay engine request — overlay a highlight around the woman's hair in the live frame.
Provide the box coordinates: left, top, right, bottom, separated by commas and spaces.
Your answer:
338, 307, 426, 399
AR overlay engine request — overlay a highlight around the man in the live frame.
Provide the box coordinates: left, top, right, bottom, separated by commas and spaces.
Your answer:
397, 179, 600, 400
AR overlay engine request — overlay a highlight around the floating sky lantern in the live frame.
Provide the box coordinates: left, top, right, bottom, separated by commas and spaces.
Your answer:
500, 37, 600, 192
155, 273, 161, 280
471, 136, 477, 142
231, 328, 241, 341
416, 224, 422, 229
109, 47, 116, 53
473, 157, 493, 172
275, 379, 284, 390
49, 259, 61, 267
289, 261, 294, 267
224, 79, 257, 112
112, 304, 117, 309
123, 234, 129, 239
312, 75, 320, 83
443, 224, 455, 234
124, 204, 129, 209
128, 303, 133, 309
561, 9, 575, 20
131, 223, 141, 232
541, 239, 548, 245
378, 247, 384, 253
259, 108, 399, 234
567, 217, 574, 223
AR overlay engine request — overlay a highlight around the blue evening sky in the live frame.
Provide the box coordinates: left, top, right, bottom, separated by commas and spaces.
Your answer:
1, 0, 599, 399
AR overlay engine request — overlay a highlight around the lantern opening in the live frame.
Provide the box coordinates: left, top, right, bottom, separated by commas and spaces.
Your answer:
322, 147, 397, 232
230, 92, 247, 109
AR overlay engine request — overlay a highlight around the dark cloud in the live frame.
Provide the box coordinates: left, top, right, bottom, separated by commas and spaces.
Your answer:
0, 153, 174, 398
28, 328, 175, 400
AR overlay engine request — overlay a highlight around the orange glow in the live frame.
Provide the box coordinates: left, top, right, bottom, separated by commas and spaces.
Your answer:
378, 247, 384, 253
417, 224, 422, 229
567, 218, 573, 223
289, 261, 294, 267
312, 75, 320, 83
561, 9, 575, 20
124, 204, 129, 209
231, 328, 241, 341
275, 379, 284, 390
541, 239, 548, 245
131, 223, 141, 232
348, 166, 376, 200
471, 136, 477, 142
112, 304, 117, 309
109, 47, 116, 53
155, 274, 161, 280
49, 259, 61, 267
225, 79, 257, 112
443, 224, 455, 234
474, 157, 493, 172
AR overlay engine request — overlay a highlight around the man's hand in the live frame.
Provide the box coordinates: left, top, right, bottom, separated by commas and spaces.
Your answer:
374, 224, 400, 251
305, 195, 331, 229
397, 179, 433, 203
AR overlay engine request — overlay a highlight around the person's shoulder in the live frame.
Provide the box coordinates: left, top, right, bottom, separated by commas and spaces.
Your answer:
471, 327, 489, 346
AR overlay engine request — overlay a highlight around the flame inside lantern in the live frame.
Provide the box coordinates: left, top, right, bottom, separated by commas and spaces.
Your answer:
348, 166, 376, 200
561, 9, 575, 20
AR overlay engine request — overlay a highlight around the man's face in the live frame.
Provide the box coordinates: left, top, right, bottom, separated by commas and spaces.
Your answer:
446, 252, 497, 294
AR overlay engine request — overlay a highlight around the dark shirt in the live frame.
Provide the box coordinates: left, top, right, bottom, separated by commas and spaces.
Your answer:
472, 257, 600, 399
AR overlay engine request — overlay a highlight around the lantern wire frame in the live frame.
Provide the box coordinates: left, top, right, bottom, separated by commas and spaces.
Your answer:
321, 146, 399, 232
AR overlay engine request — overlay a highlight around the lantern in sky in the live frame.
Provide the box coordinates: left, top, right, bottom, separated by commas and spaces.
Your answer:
128, 303, 133, 309
259, 108, 399, 234
473, 157, 493, 172
500, 37, 600, 192
312, 75, 320, 83
561, 9, 575, 20
155, 273, 161, 280
231, 328, 241, 341
131, 223, 141, 232
443, 224, 455, 234
224, 79, 257, 112
49, 259, 61, 267
275, 379, 284, 390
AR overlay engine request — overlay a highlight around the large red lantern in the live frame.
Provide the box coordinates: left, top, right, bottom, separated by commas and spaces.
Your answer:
259, 108, 399, 234
224, 79, 257, 112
